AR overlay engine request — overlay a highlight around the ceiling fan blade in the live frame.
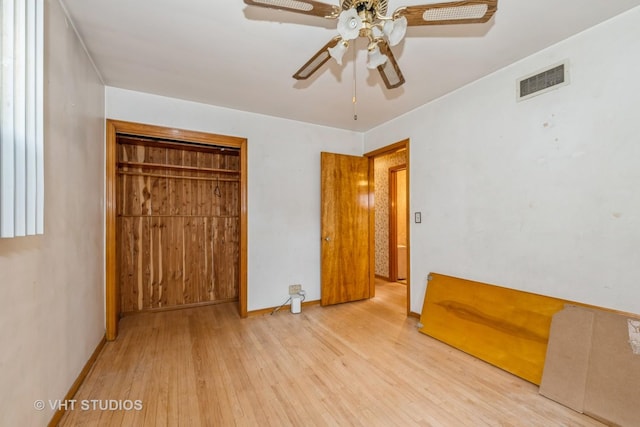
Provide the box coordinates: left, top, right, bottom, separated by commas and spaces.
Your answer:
396, 0, 497, 26
243, 0, 340, 19
377, 41, 405, 89
293, 36, 341, 80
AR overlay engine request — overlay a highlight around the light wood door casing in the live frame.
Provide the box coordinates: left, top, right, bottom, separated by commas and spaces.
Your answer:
389, 165, 407, 282
321, 152, 371, 305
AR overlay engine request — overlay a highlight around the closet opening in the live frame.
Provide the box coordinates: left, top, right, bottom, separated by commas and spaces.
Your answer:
105, 120, 247, 340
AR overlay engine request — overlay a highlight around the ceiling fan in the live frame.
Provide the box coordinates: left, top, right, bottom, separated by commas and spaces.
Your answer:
243, 0, 498, 89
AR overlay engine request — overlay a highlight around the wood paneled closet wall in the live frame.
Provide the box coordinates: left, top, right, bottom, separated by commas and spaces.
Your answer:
116, 135, 240, 313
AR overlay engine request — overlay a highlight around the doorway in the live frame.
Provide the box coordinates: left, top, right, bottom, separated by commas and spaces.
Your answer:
105, 120, 248, 340
365, 139, 410, 314
389, 166, 408, 283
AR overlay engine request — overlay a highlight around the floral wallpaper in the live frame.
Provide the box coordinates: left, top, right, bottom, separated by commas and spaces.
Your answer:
374, 150, 407, 278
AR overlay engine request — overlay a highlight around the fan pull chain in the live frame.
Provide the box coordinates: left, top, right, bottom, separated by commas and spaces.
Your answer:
352, 45, 358, 121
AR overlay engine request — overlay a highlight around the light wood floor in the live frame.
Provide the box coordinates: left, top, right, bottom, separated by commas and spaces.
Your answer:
60, 281, 604, 426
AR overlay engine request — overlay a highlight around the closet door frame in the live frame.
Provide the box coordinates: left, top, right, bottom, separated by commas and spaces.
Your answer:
105, 120, 248, 340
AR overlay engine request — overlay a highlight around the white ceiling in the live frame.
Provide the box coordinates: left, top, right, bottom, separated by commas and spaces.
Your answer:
60, 0, 640, 132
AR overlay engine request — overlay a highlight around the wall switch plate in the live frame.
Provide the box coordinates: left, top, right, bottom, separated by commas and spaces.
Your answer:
289, 284, 302, 295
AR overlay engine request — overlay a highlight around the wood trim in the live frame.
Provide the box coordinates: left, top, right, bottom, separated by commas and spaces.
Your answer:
110, 120, 247, 146
47, 335, 107, 427
364, 139, 411, 315
368, 157, 376, 298
239, 139, 248, 317
389, 168, 397, 282
364, 140, 408, 158
105, 120, 249, 340
105, 121, 118, 341
118, 135, 241, 155
405, 143, 411, 315
388, 165, 407, 282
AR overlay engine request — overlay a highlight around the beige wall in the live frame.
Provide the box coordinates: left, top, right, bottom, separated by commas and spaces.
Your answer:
0, 0, 105, 424
365, 8, 640, 315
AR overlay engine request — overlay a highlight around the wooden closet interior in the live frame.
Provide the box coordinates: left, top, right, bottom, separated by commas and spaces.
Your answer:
116, 134, 241, 314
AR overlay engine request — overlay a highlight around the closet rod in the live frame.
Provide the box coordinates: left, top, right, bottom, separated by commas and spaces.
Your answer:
117, 214, 240, 219
118, 161, 240, 174
118, 171, 239, 182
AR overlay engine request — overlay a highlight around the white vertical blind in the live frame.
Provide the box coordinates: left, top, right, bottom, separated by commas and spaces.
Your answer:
0, 0, 44, 238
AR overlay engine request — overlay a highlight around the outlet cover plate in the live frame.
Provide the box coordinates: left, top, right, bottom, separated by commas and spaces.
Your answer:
289, 284, 302, 295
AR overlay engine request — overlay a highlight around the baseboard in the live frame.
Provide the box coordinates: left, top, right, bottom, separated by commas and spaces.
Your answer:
408, 311, 420, 319
48, 334, 107, 427
247, 299, 320, 317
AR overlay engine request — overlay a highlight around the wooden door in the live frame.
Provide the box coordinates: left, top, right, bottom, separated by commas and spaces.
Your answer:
321, 152, 371, 305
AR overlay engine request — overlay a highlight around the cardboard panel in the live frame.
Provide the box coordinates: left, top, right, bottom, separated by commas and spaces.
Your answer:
539, 305, 594, 412
540, 306, 640, 426
583, 310, 640, 426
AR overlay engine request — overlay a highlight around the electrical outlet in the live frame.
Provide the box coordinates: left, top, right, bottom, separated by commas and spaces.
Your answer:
289, 284, 302, 295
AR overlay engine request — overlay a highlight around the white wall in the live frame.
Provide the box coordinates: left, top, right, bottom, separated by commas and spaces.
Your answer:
0, 0, 105, 424
105, 88, 363, 310
365, 7, 640, 315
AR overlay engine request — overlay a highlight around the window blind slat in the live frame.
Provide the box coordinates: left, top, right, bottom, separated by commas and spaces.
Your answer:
35, 0, 44, 234
14, 0, 28, 236
1, 0, 16, 237
0, 0, 44, 238
25, 0, 38, 235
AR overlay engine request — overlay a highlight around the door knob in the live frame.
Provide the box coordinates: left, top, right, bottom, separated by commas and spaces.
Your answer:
324, 236, 331, 242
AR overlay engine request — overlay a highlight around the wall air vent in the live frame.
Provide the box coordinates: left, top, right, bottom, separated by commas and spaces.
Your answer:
517, 61, 569, 101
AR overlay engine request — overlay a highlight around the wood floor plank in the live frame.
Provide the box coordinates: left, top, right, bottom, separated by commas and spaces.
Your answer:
59, 280, 604, 426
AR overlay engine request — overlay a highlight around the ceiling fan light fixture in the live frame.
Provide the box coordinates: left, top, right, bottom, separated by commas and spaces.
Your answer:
337, 9, 362, 40
328, 39, 349, 65
244, 0, 500, 90
367, 44, 388, 69
383, 16, 407, 47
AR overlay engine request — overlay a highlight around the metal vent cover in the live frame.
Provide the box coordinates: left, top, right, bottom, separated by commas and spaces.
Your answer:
517, 61, 569, 101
